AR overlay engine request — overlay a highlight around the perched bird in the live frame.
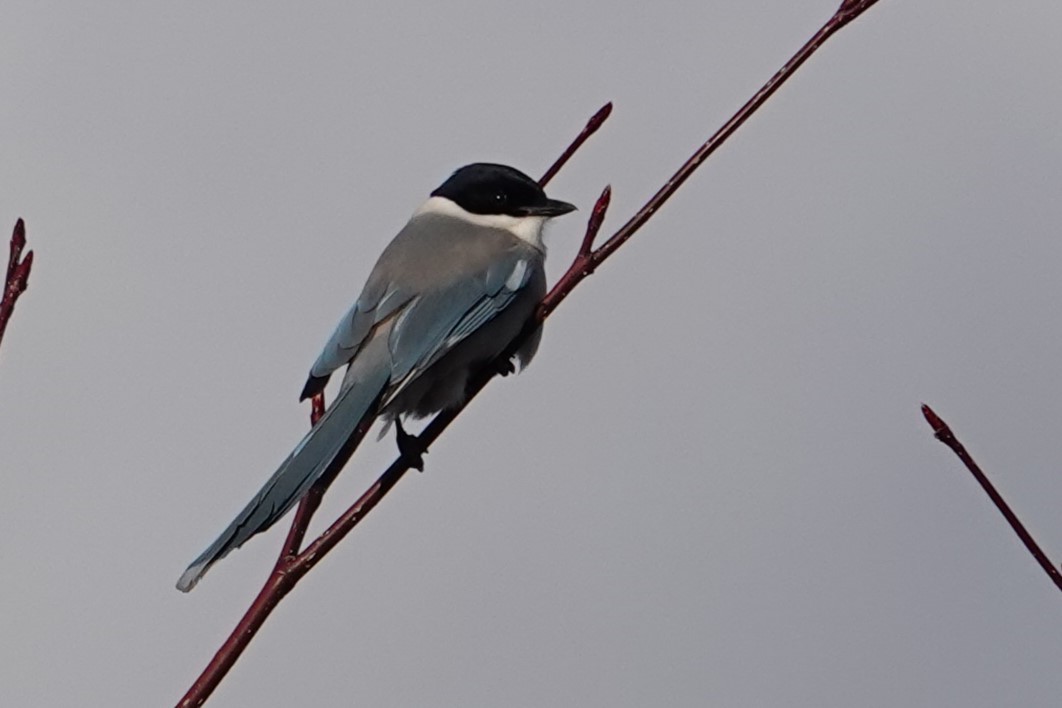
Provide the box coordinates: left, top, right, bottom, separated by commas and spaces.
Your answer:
177, 163, 576, 591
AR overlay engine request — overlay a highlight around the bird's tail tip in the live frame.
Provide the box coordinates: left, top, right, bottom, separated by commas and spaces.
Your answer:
176, 561, 210, 593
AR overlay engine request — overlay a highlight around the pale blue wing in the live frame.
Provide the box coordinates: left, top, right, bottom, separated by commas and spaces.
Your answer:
308, 279, 413, 380
386, 249, 535, 390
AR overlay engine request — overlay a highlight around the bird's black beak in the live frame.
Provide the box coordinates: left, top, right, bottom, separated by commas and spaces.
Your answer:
517, 199, 577, 218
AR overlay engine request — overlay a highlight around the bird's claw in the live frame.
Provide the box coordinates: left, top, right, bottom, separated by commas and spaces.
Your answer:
494, 357, 516, 377
395, 419, 427, 472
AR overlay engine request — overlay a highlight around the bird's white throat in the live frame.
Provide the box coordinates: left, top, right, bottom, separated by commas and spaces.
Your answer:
414, 196, 549, 251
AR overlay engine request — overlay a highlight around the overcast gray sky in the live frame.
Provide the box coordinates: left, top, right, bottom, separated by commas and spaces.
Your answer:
4, 1, 1062, 706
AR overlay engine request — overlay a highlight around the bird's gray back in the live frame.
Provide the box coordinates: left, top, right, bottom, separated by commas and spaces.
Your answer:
311, 212, 544, 402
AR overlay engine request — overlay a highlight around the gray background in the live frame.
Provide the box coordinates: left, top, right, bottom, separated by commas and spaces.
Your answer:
3, 1, 1062, 706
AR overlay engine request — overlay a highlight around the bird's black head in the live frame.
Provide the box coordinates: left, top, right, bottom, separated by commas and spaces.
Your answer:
431, 163, 576, 218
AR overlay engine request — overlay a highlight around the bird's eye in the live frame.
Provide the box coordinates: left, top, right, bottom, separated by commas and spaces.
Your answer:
493, 191, 508, 205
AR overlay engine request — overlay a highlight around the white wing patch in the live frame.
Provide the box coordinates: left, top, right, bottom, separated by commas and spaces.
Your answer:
390, 296, 420, 341
375, 284, 402, 313
505, 259, 529, 291
436, 260, 527, 352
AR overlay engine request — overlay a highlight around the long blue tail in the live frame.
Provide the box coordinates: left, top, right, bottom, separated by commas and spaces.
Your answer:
177, 365, 389, 592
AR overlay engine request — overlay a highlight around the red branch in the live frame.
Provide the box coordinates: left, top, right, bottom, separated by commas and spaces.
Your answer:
921, 404, 1062, 593
538, 101, 613, 187
178, 2, 883, 705
0, 219, 34, 354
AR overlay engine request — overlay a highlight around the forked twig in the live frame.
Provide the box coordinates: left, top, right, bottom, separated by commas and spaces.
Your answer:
179, 3, 884, 704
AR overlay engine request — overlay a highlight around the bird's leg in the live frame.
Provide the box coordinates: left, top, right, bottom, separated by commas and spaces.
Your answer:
395, 418, 427, 472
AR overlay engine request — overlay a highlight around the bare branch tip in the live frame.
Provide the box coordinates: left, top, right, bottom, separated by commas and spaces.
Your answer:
592, 185, 612, 217
576, 186, 613, 257
6, 220, 32, 291
835, 0, 880, 21
921, 403, 944, 429
592, 187, 611, 224
589, 102, 614, 130
921, 403, 958, 447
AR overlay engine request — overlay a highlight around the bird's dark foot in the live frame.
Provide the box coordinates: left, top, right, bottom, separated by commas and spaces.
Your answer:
494, 356, 516, 377
395, 418, 427, 472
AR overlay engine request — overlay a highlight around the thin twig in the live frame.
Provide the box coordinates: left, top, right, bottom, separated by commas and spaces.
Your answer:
592, 0, 880, 269
178, 2, 884, 704
921, 404, 1062, 593
538, 102, 613, 188
0, 218, 34, 354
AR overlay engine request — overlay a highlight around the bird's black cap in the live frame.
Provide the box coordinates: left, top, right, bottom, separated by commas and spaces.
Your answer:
432, 163, 576, 218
